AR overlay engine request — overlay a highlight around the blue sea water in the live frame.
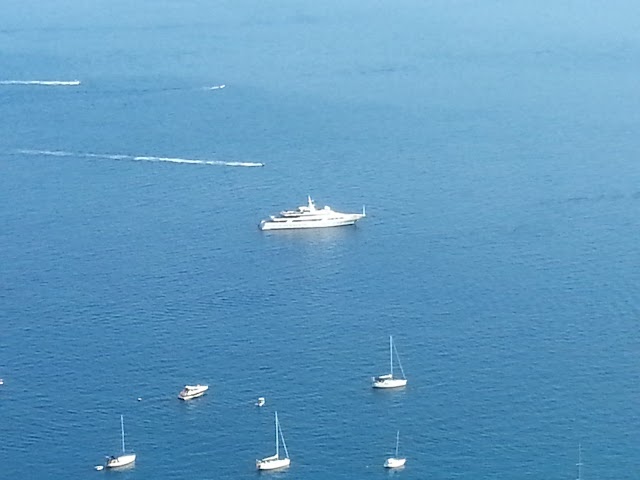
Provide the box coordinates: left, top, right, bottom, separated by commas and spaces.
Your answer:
1, 1, 640, 479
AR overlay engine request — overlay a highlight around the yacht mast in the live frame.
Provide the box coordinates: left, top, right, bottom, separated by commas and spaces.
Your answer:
576, 443, 582, 480
389, 336, 394, 377
120, 415, 126, 454
275, 412, 279, 458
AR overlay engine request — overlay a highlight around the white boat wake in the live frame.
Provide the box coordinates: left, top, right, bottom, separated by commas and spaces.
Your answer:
0, 80, 81, 86
15, 149, 264, 167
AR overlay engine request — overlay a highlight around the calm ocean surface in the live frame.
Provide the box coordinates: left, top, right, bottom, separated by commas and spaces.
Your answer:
1, 1, 640, 479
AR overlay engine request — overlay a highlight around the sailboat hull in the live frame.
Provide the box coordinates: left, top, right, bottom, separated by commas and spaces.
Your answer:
106, 453, 136, 468
372, 377, 407, 389
257, 457, 290, 470
384, 457, 406, 468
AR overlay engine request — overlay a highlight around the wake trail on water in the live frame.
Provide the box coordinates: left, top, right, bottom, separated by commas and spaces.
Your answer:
15, 149, 264, 168
0, 80, 81, 86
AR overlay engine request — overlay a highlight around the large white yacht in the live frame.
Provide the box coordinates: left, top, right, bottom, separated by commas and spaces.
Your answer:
259, 196, 365, 231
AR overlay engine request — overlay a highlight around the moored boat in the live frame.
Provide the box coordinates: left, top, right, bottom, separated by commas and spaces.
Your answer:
372, 336, 407, 389
103, 415, 136, 469
383, 430, 407, 468
178, 384, 209, 400
259, 196, 365, 231
256, 411, 290, 470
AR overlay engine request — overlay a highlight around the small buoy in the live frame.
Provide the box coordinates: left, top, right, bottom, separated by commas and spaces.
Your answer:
95, 465, 104, 471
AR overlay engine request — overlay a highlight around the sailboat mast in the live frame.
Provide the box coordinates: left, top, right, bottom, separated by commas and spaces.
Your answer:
576, 443, 582, 480
275, 411, 279, 458
389, 335, 393, 377
120, 415, 126, 453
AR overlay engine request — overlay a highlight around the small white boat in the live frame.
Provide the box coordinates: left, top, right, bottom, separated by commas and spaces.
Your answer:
256, 411, 290, 470
259, 196, 365, 231
0, 378, 3, 385
104, 415, 136, 469
256, 397, 266, 407
384, 430, 407, 468
178, 384, 209, 400
372, 336, 407, 389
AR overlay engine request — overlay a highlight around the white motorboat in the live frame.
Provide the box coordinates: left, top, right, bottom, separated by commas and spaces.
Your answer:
372, 335, 407, 389
383, 430, 407, 468
256, 397, 266, 407
178, 384, 209, 400
259, 196, 365, 231
104, 415, 136, 469
256, 411, 290, 471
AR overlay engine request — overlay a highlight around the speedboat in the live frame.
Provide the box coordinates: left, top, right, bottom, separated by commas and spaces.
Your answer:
256, 397, 266, 407
178, 384, 209, 400
259, 196, 365, 231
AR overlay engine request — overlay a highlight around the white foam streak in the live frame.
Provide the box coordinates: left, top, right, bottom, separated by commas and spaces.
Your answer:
134, 155, 205, 165
0, 80, 81, 86
18, 149, 74, 157
15, 149, 264, 168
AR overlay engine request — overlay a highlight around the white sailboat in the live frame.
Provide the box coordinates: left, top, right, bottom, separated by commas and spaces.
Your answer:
372, 335, 407, 388
256, 411, 290, 471
105, 415, 136, 469
384, 430, 407, 468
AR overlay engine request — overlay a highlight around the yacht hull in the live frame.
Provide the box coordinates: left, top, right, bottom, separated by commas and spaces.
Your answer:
178, 385, 209, 400
260, 216, 364, 231
179, 391, 206, 400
